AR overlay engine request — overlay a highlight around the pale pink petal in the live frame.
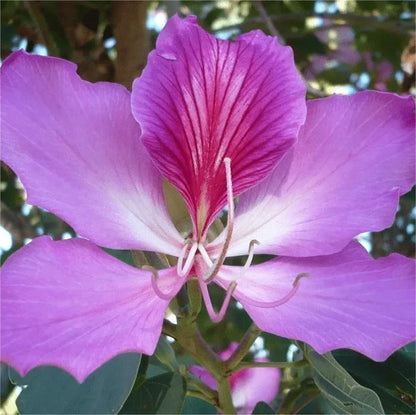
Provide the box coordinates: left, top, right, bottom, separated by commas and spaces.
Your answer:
191, 344, 280, 413
231, 360, 280, 414
212, 92, 415, 257
189, 365, 217, 390
215, 242, 415, 361
1, 51, 182, 255
0, 236, 183, 382
132, 15, 306, 237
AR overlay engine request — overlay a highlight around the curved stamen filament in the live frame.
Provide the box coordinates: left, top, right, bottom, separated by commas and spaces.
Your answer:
242, 239, 260, 271
198, 243, 214, 267
198, 272, 237, 323
145, 265, 179, 301
237, 272, 310, 308
177, 240, 198, 277
204, 158, 234, 283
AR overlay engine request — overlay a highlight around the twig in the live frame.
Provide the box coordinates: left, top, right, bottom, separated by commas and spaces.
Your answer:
226, 323, 262, 372
187, 377, 218, 404
214, 13, 413, 36
233, 359, 309, 373
252, 0, 285, 44
0, 201, 36, 244
24, 1, 57, 55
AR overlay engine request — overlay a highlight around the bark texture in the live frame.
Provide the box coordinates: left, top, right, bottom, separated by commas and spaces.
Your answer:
113, 0, 150, 89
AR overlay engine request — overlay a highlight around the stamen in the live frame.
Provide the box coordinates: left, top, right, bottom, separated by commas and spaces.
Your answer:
145, 265, 179, 301
198, 272, 237, 323
237, 273, 310, 308
198, 243, 214, 267
204, 157, 234, 283
177, 240, 198, 277
242, 239, 260, 271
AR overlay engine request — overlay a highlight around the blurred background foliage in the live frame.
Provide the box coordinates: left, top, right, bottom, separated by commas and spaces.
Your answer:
0, 1, 415, 414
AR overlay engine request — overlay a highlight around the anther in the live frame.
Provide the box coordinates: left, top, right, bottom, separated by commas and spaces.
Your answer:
198, 271, 237, 323
204, 158, 234, 283
238, 272, 310, 308
145, 265, 179, 301
177, 239, 198, 277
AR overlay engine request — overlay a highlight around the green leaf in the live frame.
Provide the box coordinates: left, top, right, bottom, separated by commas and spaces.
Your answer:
252, 401, 275, 414
182, 397, 217, 414
1, 363, 14, 401
154, 336, 179, 371
120, 372, 186, 414
10, 353, 141, 414
334, 344, 415, 414
102, 247, 135, 266
305, 345, 384, 414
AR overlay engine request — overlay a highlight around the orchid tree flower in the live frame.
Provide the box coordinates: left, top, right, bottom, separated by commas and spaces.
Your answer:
1, 15, 415, 389
190, 343, 280, 414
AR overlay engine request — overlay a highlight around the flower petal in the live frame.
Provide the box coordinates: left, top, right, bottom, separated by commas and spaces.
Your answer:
132, 15, 306, 237
231, 361, 280, 414
215, 242, 415, 361
1, 51, 182, 255
189, 365, 217, 390
1, 236, 182, 382
191, 346, 280, 414
214, 92, 415, 257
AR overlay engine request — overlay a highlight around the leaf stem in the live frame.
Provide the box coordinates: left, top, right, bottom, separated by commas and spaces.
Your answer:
162, 319, 178, 339
233, 359, 309, 373
186, 389, 216, 405
187, 377, 218, 404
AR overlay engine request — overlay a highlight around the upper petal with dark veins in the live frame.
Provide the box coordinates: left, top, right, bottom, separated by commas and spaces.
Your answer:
132, 15, 306, 238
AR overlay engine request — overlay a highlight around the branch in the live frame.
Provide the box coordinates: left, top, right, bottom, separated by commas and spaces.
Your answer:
215, 12, 413, 36
24, 1, 57, 55
1, 202, 36, 244
252, 1, 285, 44
233, 359, 308, 373
112, 0, 150, 89
251, 2, 326, 98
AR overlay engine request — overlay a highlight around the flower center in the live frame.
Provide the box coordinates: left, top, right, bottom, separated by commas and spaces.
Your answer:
176, 157, 235, 281
150, 157, 308, 320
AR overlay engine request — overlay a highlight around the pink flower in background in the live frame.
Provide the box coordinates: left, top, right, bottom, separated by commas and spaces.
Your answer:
191, 343, 280, 414
374, 61, 394, 91
1, 15, 415, 383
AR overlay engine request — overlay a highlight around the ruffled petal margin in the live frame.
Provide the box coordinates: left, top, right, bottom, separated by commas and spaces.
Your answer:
132, 15, 306, 236
214, 92, 415, 257
0, 236, 183, 382
1, 51, 183, 255
215, 242, 415, 361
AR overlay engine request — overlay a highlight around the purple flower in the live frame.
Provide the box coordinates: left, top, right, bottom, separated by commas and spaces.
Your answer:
1, 15, 415, 382
190, 343, 280, 414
